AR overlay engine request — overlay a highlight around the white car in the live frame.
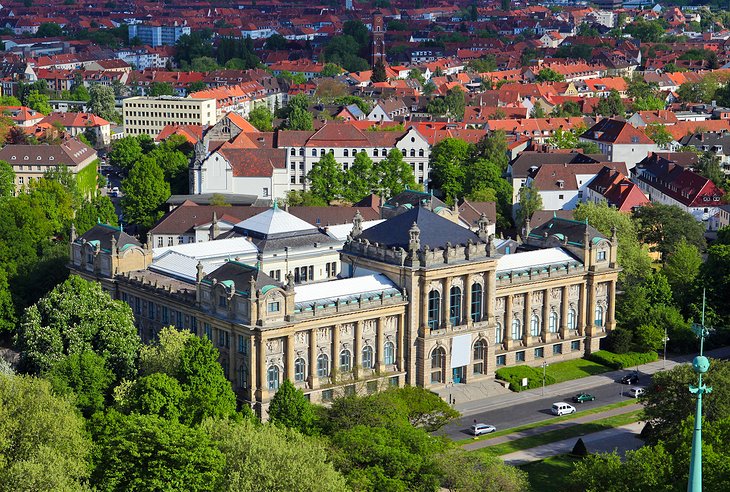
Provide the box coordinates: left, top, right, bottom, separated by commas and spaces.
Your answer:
470, 423, 496, 436
551, 402, 577, 416
628, 387, 645, 398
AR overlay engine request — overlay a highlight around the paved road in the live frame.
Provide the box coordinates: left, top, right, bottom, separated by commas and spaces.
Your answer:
501, 422, 644, 466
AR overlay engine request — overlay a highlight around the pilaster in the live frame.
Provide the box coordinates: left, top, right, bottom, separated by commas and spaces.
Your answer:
308, 328, 319, 390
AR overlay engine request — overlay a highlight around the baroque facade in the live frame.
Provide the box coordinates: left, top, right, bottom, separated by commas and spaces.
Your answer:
69, 205, 618, 417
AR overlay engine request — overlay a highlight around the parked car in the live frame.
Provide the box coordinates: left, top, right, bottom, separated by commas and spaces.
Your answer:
628, 387, 645, 398
572, 393, 596, 403
619, 372, 640, 385
110, 186, 120, 197
470, 423, 496, 436
551, 402, 576, 416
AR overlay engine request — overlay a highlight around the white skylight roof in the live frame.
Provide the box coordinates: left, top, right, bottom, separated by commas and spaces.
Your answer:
152, 237, 259, 260
235, 207, 315, 236
294, 273, 397, 304
324, 219, 385, 241
496, 247, 577, 273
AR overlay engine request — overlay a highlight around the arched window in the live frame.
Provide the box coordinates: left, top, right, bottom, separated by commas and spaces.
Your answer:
428, 290, 440, 330
373, 148, 379, 157
511, 318, 522, 340
339, 349, 352, 372
267, 365, 280, 391
449, 286, 462, 325
384, 341, 395, 365
568, 308, 577, 331
470, 283, 482, 322
311, 149, 317, 156
473, 339, 486, 375
343, 149, 349, 157
595, 306, 604, 327
530, 314, 540, 337
430, 347, 445, 383
362, 346, 373, 369
410, 148, 415, 157
549, 311, 558, 333
495, 322, 503, 344
317, 354, 329, 378
419, 149, 425, 157
294, 358, 306, 382
290, 148, 295, 156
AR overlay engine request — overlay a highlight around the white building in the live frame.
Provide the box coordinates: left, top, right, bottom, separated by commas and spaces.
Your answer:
122, 96, 217, 138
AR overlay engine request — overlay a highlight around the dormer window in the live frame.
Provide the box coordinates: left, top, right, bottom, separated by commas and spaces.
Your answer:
24, 156, 28, 160
49, 156, 54, 160
557, 180, 565, 189
268, 301, 280, 313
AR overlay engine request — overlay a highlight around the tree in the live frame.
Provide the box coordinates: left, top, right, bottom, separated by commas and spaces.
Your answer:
204, 418, 347, 492
284, 190, 327, 207
0, 374, 91, 491
516, 185, 543, 227
371, 60, 387, 82
247, 105, 273, 131
444, 87, 466, 120
139, 326, 191, 376
0, 160, 14, 198
551, 101, 582, 117
148, 144, 190, 195
531, 104, 546, 118
36, 22, 63, 37
288, 107, 313, 131
374, 148, 418, 199
697, 150, 725, 188
186, 81, 206, 94
663, 238, 702, 307
307, 152, 343, 203
703, 244, 730, 320
109, 136, 143, 171
547, 127, 579, 149
437, 450, 529, 492
343, 151, 375, 202
75, 195, 118, 235
633, 95, 666, 111
89, 84, 117, 122
121, 156, 170, 230
268, 379, 316, 435
535, 68, 565, 82
148, 81, 174, 97
595, 90, 625, 117
429, 138, 471, 203
644, 123, 673, 147
90, 410, 225, 492
125, 373, 185, 421
26, 90, 52, 115
633, 203, 706, 259
191, 56, 219, 72
314, 78, 348, 100
624, 19, 666, 42
45, 350, 114, 418
320, 63, 342, 77
677, 76, 718, 104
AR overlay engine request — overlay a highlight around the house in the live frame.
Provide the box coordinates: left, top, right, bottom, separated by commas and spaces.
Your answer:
627, 110, 678, 127
678, 132, 730, 175
40, 112, 111, 146
580, 118, 659, 169
367, 99, 409, 122
583, 166, 649, 212
0, 105, 45, 127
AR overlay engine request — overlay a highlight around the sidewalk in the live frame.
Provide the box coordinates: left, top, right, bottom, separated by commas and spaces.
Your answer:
462, 402, 641, 451
450, 346, 730, 417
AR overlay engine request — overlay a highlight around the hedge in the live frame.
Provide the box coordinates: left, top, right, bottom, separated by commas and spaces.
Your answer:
495, 365, 556, 392
588, 350, 658, 370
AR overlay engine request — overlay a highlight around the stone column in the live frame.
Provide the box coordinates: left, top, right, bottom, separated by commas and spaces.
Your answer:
560, 285, 569, 340
308, 328, 319, 390
332, 324, 340, 383
256, 333, 267, 402
249, 334, 257, 400
354, 320, 363, 378
523, 292, 532, 346
376, 317, 385, 373
580, 282, 590, 337
285, 334, 295, 383
542, 289, 550, 342
607, 280, 616, 331
486, 271, 496, 322
442, 277, 452, 329
465, 274, 473, 323
504, 294, 513, 349
421, 280, 430, 331
397, 312, 405, 372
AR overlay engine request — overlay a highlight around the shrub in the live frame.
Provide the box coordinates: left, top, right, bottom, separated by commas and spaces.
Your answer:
571, 438, 589, 457
588, 350, 658, 370
495, 365, 556, 392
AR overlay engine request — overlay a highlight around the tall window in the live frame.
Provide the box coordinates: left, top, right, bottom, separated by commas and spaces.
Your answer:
294, 358, 306, 382
473, 340, 486, 375
428, 290, 440, 330
238, 364, 247, 389
511, 318, 522, 340
317, 354, 329, 378
384, 341, 395, 365
595, 306, 604, 327
362, 346, 373, 369
549, 311, 558, 333
568, 308, 577, 331
267, 366, 280, 391
530, 314, 540, 337
495, 322, 503, 344
449, 286, 462, 325
339, 350, 352, 372
470, 283, 482, 322
430, 347, 445, 383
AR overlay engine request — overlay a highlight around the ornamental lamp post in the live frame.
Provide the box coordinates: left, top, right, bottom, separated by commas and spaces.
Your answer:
541, 361, 548, 397
687, 290, 712, 492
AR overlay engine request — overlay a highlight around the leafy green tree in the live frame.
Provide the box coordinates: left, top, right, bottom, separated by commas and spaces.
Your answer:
374, 148, 418, 199
75, 195, 118, 235
121, 156, 170, 230
375, 386, 458, 431
547, 127, 580, 149
204, 418, 347, 492
551, 101, 582, 117
474, 130, 509, 171
703, 243, 730, 320
268, 379, 316, 435
109, 136, 143, 171
288, 107, 313, 130
663, 237, 702, 307
535, 68, 565, 82
697, 150, 725, 188
633, 95, 666, 111
46, 350, 114, 418
90, 410, 225, 492
247, 105, 273, 131
437, 450, 529, 492
0, 95, 21, 106
624, 19, 666, 42
191, 56, 219, 72
444, 87, 466, 120
324, 35, 370, 73
0, 373, 92, 491
307, 152, 343, 203
371, 60, 387, 82
148, 145, 190, 195
468, 56, 497, 73
0, 160, 14, 198
343, 151, 375, 202
148, 81, 174, 96
644, 123, 673, 147
26, 90, 52, 115
633, 203, 706, 260
516, 184, 543, 227
89, 84, 118, 122
595, 90, 625, 117
429, 138, 471, 202
284, 190, 327, 207
626, 75, 658, 100
16, 275, 140, 379
139, 326, 190, 376
264, 34, 287, 51
186, 80, 207, 94
36, 22, 63, 37
126, 373, 185, 421
677, 75, 718, 104
0, 270, 14, 333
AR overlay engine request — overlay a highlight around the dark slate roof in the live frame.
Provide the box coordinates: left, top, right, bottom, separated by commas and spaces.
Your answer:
76, 223, 142, 252
527, 217, 605, 247
381, 189, 449, 219
359, 206, 483, 250
203, 261, 282, 292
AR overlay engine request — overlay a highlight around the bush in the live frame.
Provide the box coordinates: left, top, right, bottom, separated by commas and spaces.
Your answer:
604, 328, 633, 354
495, 365, 556, 392
588, 350, 658, 370
571, 438, 589, 457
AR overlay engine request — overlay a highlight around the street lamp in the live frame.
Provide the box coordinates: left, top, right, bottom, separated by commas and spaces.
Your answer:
663, 325, 670, 370
541, 361, 548, 396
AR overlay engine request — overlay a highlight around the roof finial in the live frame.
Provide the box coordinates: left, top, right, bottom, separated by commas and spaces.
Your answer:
273, 199, 278, 210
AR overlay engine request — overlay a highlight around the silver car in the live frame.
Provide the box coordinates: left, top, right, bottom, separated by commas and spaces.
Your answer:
470, 423, 496, 436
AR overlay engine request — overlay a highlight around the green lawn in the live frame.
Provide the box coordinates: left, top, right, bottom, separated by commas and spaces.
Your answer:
520, 454, 581, 492
545, 358, 613, 383
472, 410, 643, 456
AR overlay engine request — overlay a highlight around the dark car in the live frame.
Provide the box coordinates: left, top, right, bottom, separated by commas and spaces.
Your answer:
620, 372, 640, 385
572, 392, 596, 403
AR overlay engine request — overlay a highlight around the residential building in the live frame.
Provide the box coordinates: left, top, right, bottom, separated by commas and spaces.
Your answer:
583, 166, 649, 212
41, 112, 111, 146
678, 132, 730, 175
122, 96, 217, 139
580, 118, 659, 170
127, 24, 191, 47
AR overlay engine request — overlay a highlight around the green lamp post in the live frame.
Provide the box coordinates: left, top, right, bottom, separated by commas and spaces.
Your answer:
687, 292, 712, 492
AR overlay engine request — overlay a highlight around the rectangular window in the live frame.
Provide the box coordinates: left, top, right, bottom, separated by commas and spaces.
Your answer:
268, 301, 280, 313
553, 343, 563, 355
308, 265, 314, 281
496, 355, 506, 366
516, 350, 526, 362
176, 311, 182, 328
191, 317, 197, 335
571, 340, 581, 352
161, 306, 168, 324
148, 302, 155, 319
597, 251, 606, 261
238, 335, 246, 354
167, 236, 173, 246
367, 380, 378, 394
321, 389, 334, 402
218, 296, 227, 308
135, 297, 141, 315
262, 187, 269, 197
389, 376, 399, 387
204, 323, 212, 340
218, 330, 225, 347
344, 384, 356, 396
534, 347, 544, 359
